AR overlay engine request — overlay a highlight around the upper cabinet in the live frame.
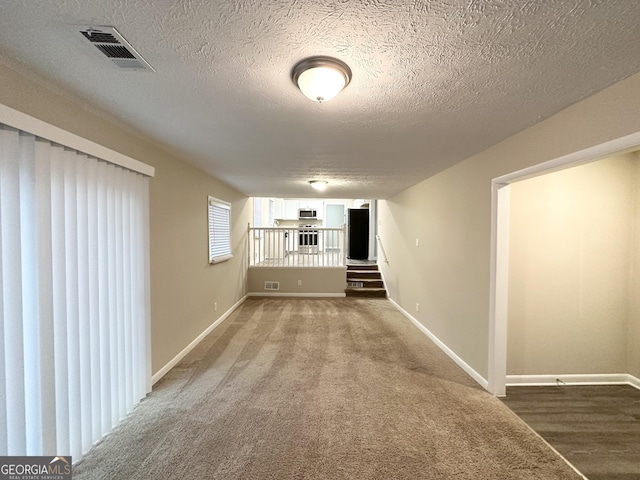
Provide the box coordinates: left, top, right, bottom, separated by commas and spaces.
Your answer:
272, 198, 284, 220
283, 200, 299, 219
273, 199, 325, 220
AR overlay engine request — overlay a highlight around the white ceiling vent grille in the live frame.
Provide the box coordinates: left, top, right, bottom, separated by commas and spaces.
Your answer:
76, 26, 154, 71
264, 281, 280, 291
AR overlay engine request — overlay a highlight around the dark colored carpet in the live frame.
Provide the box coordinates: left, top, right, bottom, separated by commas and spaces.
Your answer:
74, 298, 582, 479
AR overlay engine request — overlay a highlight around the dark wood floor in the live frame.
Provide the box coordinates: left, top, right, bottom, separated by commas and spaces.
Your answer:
502, 385, 640, 480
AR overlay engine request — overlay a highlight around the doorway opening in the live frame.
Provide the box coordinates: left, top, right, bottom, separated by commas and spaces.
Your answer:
488, 131, 640, 396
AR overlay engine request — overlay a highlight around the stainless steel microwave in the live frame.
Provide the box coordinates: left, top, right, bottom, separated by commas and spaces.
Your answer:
298, 208, 317, 220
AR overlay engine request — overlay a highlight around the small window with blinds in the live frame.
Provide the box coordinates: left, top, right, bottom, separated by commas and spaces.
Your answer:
208, 196, 233, 264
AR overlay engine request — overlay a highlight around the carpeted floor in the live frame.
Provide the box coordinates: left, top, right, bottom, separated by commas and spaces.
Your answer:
73, 298, 583, 479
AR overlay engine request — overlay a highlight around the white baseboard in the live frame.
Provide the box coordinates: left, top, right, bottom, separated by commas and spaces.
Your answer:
151, 294, 248, 385
247, 292, 346, 298
507, 373, 640, 390
388, 298, 489, 390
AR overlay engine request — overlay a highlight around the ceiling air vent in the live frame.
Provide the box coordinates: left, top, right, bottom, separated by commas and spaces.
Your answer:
76, 26, 154, 71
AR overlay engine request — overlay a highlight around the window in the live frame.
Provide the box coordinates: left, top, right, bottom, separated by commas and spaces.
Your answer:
208, 196, 232, 263
253, 197, 263, 226
269, 198, 275, 226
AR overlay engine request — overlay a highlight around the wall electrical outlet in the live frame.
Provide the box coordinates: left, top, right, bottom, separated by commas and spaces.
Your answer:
415, 238, 419, 247
298, 280, 302, 286
416, 303, 420, 312
214, 302, 218, 311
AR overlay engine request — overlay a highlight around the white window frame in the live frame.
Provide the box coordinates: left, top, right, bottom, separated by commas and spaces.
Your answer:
253, 197, 264, 238
208, 196, 233, 264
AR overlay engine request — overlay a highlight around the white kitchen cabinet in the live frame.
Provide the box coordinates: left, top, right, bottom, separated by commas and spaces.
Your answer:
284, 200, 299, 219
298, 200, 324, 219
273, 198, 284, 220
274, 199, 327, 220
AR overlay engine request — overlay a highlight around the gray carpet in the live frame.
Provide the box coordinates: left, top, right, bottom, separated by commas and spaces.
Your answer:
74, 298, 582, 479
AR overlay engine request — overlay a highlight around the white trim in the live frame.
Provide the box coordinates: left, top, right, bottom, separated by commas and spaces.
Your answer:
488, 129, 640, 397
0, 103, 155, 177
151, 295, 248, 385
487, 184, 510, 396
506, 373, 640, 387
210, 253, 233, 264
388, 298, 489, 390
495, 131, 640, 185
247, 292, 346, 298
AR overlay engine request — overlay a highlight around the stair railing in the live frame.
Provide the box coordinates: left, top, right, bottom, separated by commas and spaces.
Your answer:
248, 225, 345, 267
375, 234, 389, 264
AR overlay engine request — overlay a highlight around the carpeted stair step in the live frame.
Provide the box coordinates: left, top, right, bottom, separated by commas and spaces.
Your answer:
347, 278, 384, 289
346, 264, 379, 271
345, 287, 387, 298
345, 264, 386, 297
347, 269, 382, 279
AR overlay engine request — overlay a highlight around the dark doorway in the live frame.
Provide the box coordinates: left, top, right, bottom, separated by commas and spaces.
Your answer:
348, 208, 369, 259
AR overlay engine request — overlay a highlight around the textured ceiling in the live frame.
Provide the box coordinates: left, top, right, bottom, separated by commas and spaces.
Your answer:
1, 0, 640, 198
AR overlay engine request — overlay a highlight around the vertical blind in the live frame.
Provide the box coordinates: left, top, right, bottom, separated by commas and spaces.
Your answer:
0, 124, 151, 461
208, 196, 232, 263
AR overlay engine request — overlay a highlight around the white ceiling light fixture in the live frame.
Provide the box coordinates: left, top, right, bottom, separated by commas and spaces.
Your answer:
309, 180, 328, 191
292, 57, 352, 103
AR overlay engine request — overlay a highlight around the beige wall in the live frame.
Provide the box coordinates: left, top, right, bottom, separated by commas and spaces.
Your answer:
507, 155, 634, 375
630, 154, 640, 379
0, 63, 252, 375
248, 267, 346, 295
378, 70, 640, 380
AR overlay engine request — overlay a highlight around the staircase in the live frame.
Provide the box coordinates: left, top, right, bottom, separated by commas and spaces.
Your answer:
345, 263, 386, 298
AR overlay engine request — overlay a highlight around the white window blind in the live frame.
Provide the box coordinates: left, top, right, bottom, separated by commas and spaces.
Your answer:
208, 196, 232, 263
0, 123, 151, 461
253, 197, 263, 226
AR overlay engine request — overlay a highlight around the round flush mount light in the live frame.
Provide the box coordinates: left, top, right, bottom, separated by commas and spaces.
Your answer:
309, 180, 328, 191
292, 56, 352, 103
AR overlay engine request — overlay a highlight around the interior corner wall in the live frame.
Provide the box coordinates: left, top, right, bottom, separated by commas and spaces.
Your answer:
630, 154, 640, 379
507, 155, 634, 375
0, 63, 251, 376
378, 70, 640, 382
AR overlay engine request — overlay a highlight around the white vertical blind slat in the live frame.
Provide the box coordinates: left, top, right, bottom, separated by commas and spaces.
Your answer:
50, 144, 70, 456
0, 129, 6, 455
1, 128, 27, 455
114, 167, 126, 420
107, 164, 119, 428
75, 151, 93, 455
19, 132, 42, 456
130, 177, 141, 400
63, 148, 82, 460
141, 178, 152, 395
97, 160, 111, 435
63, 149, 82, 457
87, 158, 102, 443
0, 123, 151, 461
35, 139, 57, 455
122, 174, 133, 406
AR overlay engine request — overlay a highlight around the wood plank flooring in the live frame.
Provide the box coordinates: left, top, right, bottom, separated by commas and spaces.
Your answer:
502, 385, 640, 480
